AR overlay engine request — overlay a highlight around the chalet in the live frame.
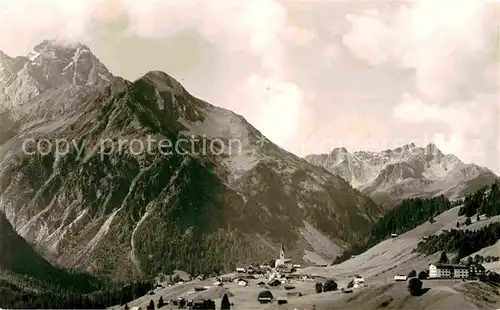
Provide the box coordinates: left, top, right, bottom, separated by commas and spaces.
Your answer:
394, 275, 408, 281
277, 266, 295, 274
256, 281, 267, 287
390, 234, 398, 238
353, 276, 365, 288
268, 279, 282, 287
237, 279, 248, 286
285, 274, 302, 280
236, 267, 246, 273
218, 276, 233, 282
194, 275, 204, 281
468, 263, 486, 277
429, 264, 469, 278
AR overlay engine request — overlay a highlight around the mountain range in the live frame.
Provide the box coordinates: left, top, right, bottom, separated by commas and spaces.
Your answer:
305, 144, 498, 207
0, 40, 383, 280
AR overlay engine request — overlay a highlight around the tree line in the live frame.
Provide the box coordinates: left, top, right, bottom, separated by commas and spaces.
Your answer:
333, 181, 500, 265
459, 182, 500, 218
0, 278, 153, 309
333, 195, 453, 264
415, 222, 500, 261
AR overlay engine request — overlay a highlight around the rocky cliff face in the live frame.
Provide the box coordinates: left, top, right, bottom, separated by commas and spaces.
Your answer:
306, 143, 497, 207
0, 41, 382, 280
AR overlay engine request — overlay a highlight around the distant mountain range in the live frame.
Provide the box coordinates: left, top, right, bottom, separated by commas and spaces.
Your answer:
305, 143, 498, 207
0, 40, 383, 280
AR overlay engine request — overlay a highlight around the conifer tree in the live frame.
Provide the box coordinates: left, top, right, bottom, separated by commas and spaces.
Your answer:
439, 252, 449, 264
221, 293, 231, 310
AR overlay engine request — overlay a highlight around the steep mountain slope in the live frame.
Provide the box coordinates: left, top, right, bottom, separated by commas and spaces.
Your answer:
0, 211, 100, 294
0, 40, 382, 280
303, 205, 500, 281
305, 144, 497, 207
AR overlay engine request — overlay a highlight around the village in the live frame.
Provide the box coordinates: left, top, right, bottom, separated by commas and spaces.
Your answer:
116, 243, 498, 310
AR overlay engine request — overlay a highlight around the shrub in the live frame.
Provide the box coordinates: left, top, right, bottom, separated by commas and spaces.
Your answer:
408, 278, 422, 296
418, 271, 428, 280
379, 296, 393, 307
221, 294, 230, 310
315, 282, 323, 293
439, 252, 449, 264
323, 279, 338, 292
258, 290, 273, 304
408, 270, 417, 278
487, 272, 500, 284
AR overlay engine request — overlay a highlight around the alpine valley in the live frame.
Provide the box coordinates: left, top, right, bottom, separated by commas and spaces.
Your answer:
1, 40, 499, 310
0, 40, 383, 283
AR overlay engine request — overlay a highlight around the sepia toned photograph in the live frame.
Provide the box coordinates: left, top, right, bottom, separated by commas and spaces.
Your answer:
0, 0, 499, 309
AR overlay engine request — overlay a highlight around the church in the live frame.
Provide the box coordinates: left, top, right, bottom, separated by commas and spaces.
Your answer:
274, 243, 292, 267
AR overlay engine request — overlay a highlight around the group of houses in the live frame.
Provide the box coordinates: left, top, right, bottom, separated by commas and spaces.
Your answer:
222, 243, 313, 288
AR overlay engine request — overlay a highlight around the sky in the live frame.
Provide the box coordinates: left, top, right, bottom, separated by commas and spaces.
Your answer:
0, 0, 499, 173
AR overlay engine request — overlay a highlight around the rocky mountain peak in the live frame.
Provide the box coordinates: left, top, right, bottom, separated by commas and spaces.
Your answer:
27, 40, 114, 88
306, 143, 497, 206
0, 41, 383, 278
0, 40, 116, 111
0, 50, 11, 62
425, 143, 442, 155
331, 147, 348, 154
139, 70, 187, 97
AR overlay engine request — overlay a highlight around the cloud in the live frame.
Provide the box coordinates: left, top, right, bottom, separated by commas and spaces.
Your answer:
342, 0, 495, 99
393, 93, 496, 166
393, 93, 475, 130
0, 0, 313, 149
342, 0, 498, 171
246, 74, 306, 146
0, 0, 497, 172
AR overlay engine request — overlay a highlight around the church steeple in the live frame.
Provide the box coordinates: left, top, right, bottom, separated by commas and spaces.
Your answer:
280, 243, 285, 260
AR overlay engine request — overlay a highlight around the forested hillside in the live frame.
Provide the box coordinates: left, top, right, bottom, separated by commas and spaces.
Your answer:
333, 195, 454, 264
416, 222, 500, 261
368, 195, 452, 242
458, 182, 500, 217
0, 211, 155, 308
333, 181, 500, 265
415, 182, 500, 261
0, 211, 101, 292
0, 278, 153, 309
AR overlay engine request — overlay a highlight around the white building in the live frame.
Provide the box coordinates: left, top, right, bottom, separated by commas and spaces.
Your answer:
275, 243, 292, 267
429, 264, 469, 278
394, 275, 408, 281
353, 276, 365, 288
